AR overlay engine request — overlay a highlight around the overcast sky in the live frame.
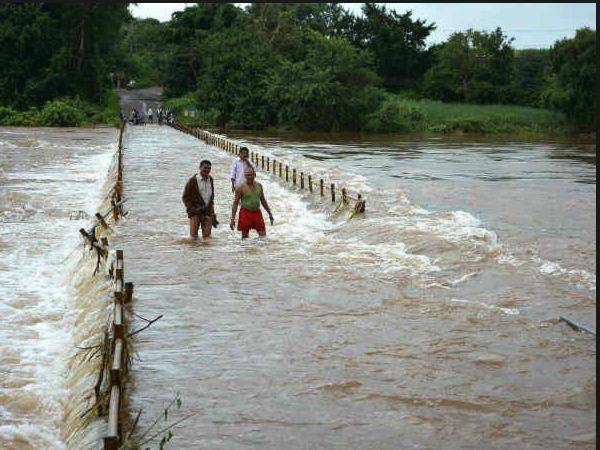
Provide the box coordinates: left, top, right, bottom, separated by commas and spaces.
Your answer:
129, 2, 596, 49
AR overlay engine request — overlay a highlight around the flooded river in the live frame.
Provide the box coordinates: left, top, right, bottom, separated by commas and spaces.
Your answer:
0, 127, 116, 448
116, 125, 595, 449
0, 121, 595, 449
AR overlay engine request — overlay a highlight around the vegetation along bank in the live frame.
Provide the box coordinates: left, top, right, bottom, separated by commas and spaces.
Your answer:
0, 4, 595, 135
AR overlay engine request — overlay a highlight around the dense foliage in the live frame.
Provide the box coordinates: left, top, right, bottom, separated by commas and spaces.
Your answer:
157, 3, 595, 132
423, 28, 515, 104
0, 3, 595, 132
510, 49, 550, 108
542, 28, 596, 130
0, 3, 127, 125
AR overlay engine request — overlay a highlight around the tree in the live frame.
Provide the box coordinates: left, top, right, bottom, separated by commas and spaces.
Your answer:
350, 3, 436, 91
509, 49, 550, 107
0, 4, 58, 108
115, 18, 169, 88
542, 28, 596, 130
0, 3, 128, 109
164, 3, 243, 97
424, 28, 515, 104
264, 30, 382, 131
193, 14, 280, 128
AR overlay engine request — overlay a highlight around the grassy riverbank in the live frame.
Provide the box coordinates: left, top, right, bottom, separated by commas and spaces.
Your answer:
362, 94, 569, 135
0, 91, 120, 127
172, 92, 578, 138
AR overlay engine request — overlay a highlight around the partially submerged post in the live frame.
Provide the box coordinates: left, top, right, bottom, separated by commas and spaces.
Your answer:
95, 212, 108, 229
103, 385, 120, 450
124, 282, 134, 303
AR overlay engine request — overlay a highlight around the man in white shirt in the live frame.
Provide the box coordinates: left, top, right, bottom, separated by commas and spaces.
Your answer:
230, 146, 254, 192
182, 160, 215, 239
147, 107, 153, 123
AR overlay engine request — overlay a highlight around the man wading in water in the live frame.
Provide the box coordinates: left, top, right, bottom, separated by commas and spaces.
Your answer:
182, 160, 216, 240
230, 167, 274, 238
230, 146, 254, 192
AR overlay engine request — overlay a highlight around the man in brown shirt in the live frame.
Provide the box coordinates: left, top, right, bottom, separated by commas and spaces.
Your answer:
182, 160, 215, 239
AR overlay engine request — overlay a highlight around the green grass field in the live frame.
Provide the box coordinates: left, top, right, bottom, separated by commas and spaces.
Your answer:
365, 94, 568, 135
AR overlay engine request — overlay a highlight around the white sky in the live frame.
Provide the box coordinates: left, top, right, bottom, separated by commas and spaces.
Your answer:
129, 2, 596, 49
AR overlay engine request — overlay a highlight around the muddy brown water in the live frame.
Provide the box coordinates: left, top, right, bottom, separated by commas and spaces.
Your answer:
0, 110, 595, 448
0, 126, 117, 448
116, 124, 594, 449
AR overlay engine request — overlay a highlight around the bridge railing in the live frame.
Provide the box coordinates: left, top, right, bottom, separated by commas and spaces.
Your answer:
171, 121, 366, 215
76, 120, 135, 450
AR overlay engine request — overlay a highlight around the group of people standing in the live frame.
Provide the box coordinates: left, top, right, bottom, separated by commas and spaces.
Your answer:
147, 107, 173, 124
182, 147, 274, 240
119, 107, 175, 125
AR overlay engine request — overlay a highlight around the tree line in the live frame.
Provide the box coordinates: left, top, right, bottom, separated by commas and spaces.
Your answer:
0, 3, 596, 131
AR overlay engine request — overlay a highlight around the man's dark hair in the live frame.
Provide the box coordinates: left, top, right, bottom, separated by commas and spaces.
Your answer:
239, 146, 249, 154
200, 160, 211, 167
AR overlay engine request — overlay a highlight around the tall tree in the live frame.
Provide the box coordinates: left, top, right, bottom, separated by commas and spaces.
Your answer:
0, 4, 57, 108
265, 30, 382, 131
350, 3, 436, 91
542, 28, 596, 130
424, 28, 515, 104
509, 49, 550, 107
0, 3, 128, 108
115, 17, 169, 88
164, 3, 242, 97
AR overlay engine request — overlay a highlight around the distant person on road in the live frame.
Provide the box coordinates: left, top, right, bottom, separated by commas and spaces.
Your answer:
147, 107, 153, 123
182, 160, 216, 240
230, 146, 254, 192
230, 167, 274, 239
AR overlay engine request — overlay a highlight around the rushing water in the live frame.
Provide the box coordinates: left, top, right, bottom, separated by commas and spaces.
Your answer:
0, 120, 595, 449
0, 127, 116, 449
109, 125, 595, 449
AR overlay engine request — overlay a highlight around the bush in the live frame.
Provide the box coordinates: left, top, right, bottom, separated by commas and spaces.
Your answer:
163, 95, 221, 128
0, 106, 23, 125
163, 95, 197, 115
0, 97, 119, 127
38, 99, 85, 126
435, 117, 488, 134
364, 96, 425, 132
0, 106, 40, 126
542, 28, 596, 131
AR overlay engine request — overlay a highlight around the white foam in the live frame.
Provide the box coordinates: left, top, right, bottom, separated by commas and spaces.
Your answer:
533, 257, 596, 291
0, 139, 114, 449
449, 298, 520, 316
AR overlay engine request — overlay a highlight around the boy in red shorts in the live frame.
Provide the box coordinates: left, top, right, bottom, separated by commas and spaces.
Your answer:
230, 167, 274, 238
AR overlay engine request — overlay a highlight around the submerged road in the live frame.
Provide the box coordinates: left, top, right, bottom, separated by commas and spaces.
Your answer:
110, 85, 596, 450
112, 121, 595, 449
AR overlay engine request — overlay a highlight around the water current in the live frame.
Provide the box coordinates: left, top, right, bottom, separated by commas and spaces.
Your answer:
0, 121, 595, 449
0, 126, 117, 449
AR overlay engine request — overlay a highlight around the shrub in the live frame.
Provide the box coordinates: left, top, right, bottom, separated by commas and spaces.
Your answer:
0, 106, 40, 126
0, 106, 22, 125
364, 96, 425, 132
436, 117, 488, 134
38, 99, 85, 126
